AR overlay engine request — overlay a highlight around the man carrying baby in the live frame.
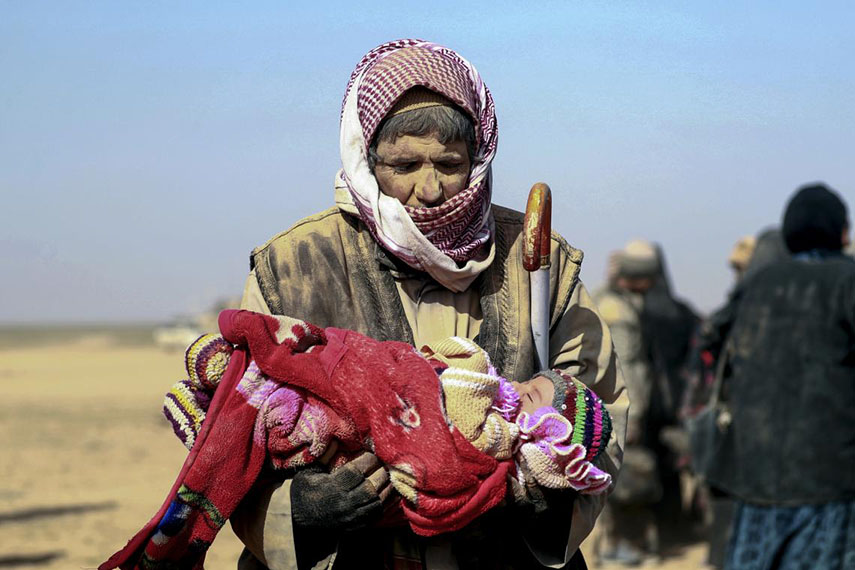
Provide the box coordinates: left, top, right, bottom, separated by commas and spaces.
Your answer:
231, 39, 629, 570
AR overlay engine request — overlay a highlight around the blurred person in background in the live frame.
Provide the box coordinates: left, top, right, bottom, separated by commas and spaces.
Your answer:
704, 183, 855, 570
726, 235, 756, 282
593, 240, 662, 566
642, 245, 699, 424
686, 229, 789, 569
229, 39, 629, 570
640, 245, 700, 536
694, 229, 789, 385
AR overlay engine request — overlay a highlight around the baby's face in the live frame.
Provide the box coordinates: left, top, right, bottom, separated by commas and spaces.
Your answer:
511, 375, 555, 415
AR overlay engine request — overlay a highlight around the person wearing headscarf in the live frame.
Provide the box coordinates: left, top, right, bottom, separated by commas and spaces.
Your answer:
591, 240, 660, 565
594, 240, 658, 445
641, 244, 698, 430
231, 40, 628, 570
637, 245, 699, 545
704, 183, 855, 570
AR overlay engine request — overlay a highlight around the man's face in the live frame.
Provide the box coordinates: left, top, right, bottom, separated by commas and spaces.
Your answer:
373, 134, 470, 207
511, 375, 556, 415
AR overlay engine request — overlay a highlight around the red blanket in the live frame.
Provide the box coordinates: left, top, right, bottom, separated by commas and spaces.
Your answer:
101, 310, 510, 569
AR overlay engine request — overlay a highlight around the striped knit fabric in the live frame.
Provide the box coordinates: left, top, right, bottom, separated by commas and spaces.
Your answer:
163, 380, 211, 450
162, 334, 234, 450
421, 337, 519, 461
564, 374, 612, 463
539, 368, 612, 462
185, 333, 233, 391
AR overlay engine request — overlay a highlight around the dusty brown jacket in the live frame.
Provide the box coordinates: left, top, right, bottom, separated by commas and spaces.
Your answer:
233, 205, 628, 569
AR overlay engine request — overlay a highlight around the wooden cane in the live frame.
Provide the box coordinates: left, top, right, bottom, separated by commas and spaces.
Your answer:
523, 182, 552, 371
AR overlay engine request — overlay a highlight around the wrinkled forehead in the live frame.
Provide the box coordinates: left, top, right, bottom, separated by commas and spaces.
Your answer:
356, 46, 479, 144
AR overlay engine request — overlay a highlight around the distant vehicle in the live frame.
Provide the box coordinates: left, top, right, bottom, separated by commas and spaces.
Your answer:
153, 297, 240, 351
153, 318, 203, 351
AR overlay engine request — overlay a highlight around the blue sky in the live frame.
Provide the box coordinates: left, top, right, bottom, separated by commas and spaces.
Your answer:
2, 2, 853, 322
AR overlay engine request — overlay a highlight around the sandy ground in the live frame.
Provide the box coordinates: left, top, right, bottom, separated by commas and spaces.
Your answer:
1, 341, 245, 569
0, 339, 708, 569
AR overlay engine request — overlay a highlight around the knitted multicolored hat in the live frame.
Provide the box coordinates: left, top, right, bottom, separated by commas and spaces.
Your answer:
537, 369, 612, 462
184, 334, 233, 391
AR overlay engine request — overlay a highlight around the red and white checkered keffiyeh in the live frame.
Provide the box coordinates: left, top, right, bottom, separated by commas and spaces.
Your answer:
334, 39, 498, 292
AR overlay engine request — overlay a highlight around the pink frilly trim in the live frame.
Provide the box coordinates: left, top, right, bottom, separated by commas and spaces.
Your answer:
515, 407, 612, 494
493, 373, 520, 421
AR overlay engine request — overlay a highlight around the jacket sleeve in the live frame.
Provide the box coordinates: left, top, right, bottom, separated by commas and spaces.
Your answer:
240, 270, 273, 314
523, 281, 630, 567
232, 271, 336, 570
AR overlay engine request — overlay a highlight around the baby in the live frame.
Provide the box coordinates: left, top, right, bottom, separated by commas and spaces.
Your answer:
104, 310, 611, 570
166, 330, 612, 499
417, 336, 612, 496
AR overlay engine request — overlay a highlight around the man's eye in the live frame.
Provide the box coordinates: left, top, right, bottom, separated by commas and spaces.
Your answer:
437, 162, 464, 171
392, 162, 417, 173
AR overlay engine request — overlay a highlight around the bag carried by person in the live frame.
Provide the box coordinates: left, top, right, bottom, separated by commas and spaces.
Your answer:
686, 341, 732, 478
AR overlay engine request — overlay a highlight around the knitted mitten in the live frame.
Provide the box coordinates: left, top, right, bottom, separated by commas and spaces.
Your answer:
162, 334, 234, 449
185, 333, 234, 390
163, 380, 212, 449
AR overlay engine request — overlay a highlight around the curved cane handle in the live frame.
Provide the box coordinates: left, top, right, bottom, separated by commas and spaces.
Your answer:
523, 182, 552, 271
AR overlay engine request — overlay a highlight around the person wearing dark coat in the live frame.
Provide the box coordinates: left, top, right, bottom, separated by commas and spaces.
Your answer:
696, 228, 789, 370
686, 227, 791, 569
642, 244, 699, 432
706, 183, 855, 570
638, 246, 699, 539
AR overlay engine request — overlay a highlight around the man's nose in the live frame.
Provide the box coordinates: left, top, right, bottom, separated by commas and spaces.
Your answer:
414, 168, 443, 206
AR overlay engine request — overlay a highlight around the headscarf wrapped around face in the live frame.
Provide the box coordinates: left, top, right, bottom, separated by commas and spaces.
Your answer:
334, 39, 499, 292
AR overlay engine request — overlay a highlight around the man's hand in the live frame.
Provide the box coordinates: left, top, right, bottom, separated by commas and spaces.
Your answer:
290, 451, 391, 532
508, 476, 549, 518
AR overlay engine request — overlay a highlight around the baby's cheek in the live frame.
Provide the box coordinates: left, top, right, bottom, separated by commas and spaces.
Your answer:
518, 398, 538, 416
